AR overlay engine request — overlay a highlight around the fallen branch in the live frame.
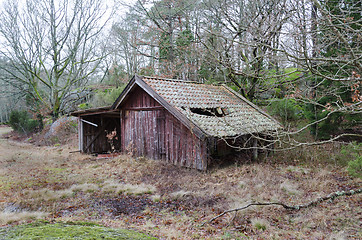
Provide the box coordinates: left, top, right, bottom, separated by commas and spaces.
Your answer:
202, 189, 361, 226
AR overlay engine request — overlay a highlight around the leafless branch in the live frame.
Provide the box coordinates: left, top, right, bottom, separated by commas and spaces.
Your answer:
202, 188, 362, 226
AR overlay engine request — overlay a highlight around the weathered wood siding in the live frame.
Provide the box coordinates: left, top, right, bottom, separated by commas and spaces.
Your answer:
81, 115, 121, 154
121, 86, 208, 170
164, 112, 208, 170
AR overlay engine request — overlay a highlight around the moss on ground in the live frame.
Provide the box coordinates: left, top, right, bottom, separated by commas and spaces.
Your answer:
0, 221, 157, 240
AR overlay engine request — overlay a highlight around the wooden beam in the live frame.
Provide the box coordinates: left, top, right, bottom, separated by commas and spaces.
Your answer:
125, 106, 164, 111
78, 110, 120, 117
81, 119, 98, 127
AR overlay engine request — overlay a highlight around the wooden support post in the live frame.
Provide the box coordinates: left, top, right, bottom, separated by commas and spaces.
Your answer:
253, 137, 258, 161
79, 117, 83, 152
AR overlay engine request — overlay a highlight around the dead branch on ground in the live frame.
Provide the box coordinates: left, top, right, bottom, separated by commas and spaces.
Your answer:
202, 189, 362, 226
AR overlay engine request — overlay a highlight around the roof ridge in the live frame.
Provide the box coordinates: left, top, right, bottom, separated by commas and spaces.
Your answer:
142, 75, 205, 84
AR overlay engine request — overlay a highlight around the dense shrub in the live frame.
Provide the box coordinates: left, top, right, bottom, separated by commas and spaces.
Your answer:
335, 142, 361, 165
78, 86, 125, 110
268, 98, 304, 123
303, 103, 361, 140
348, 155, 362, 179
93, 87, 125, 106
338, 142, 362, 179
9, 110, 39, 134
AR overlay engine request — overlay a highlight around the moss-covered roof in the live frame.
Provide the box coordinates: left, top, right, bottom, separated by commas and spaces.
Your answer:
142, 76, 281, 137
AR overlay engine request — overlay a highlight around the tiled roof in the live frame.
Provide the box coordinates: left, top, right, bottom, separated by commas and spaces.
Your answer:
142, 76, 281, 137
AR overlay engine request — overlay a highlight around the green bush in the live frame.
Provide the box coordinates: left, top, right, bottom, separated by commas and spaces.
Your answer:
335, 142, 362, 166
303, 88, 362, 140
348, 155, 362, 179
78, 103, 90, 110
268, 98, 304, 123
9, 110, 39, 134
339, 142, 362, 178
83, 86, 125, 109
335, 142, 362, 178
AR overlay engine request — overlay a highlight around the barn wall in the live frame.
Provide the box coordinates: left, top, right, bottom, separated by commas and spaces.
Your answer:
120, 86, 208, 170
164, 112, 208, 170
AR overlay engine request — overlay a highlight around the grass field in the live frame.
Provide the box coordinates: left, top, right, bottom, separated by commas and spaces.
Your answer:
0, 221, 156, 240
0, 126, 361, 239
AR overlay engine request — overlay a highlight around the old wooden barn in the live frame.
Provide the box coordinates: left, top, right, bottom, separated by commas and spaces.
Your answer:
71, 75, 281, 170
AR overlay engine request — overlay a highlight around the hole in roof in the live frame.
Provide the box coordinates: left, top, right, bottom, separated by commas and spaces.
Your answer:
190, 107, 228, 117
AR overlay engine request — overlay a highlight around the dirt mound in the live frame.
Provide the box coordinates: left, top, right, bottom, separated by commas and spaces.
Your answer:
32, 116, 78, 147
45, 117, 77, 138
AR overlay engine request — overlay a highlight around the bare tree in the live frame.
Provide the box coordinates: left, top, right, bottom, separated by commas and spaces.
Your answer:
111, 0, 200, 79
111, 0, 360, 145
198, 0, 293, 99
278, 0, 361, 141
0, 0, 113, 120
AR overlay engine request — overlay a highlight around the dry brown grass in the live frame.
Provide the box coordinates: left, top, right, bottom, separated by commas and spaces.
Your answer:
0, 126, 361, 239
0, 211, 48, 225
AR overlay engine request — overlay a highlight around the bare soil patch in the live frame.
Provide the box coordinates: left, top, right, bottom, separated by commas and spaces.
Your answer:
0, 128, 361, 239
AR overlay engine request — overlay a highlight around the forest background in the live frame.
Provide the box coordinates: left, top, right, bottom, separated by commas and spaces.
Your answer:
0, 0, 360, 149
0, 1, 361, 238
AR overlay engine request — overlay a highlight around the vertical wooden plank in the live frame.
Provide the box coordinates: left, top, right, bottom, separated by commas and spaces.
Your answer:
165, 114, 169, 162
85, 120, 89, 153
153, 111, 156, 159
141, 111, 144, 156
168, 114, 171, 163
122, 111, 126, 152
146, 110, 149, 157
199, 141, 205, 170
128, 110, 131, 153
162, 111, 165, 160
79, 117, 83, 152
182, 126, 187, 167
132, 111, 136, 154
189, 131, 194, 168
140, 111, 143, 156
186, 132, 190, 168
153, 111, 157, 159
170, 118, 174, 164
147, 92, 150, 107
179, 127, 183, 166
150, 111, 153, 159
144, 111, 146, 157
136, 111, 139, 155
120, 110, 123, 151
179, 125, 182, 166
193, 135, 197, 169
173, 123, 177, 166
158, 110, 165, 160
176, 122, 181, 166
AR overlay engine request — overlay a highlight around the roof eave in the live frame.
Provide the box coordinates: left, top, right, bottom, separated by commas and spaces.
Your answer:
70, 106, 113, 117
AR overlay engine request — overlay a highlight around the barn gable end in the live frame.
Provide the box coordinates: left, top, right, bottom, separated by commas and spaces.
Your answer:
118, 84, 208, 170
